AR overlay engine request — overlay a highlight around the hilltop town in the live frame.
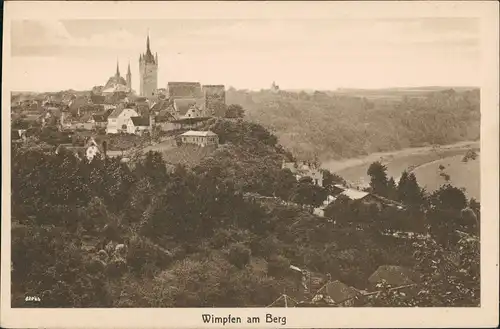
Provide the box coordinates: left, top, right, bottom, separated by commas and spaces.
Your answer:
11, 35, 228, 162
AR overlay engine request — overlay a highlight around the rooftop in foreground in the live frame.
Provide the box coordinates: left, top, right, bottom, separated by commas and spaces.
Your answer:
181, 130, 217, 137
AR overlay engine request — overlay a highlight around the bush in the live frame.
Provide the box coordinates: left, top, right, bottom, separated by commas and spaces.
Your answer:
462, 149, 478, 162
227, 243, 251, 269
126, 235, 173, 277
250, 235, 281, 258
267, 255, 291, 278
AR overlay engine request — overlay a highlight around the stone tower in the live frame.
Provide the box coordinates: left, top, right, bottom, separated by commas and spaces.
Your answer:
139, 34, 158, 98
126, 62, 132, 91
202, 85, 226, 117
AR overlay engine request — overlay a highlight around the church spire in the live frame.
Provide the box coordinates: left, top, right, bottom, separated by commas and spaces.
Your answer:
116, 59, 120, 77
126, 61, 132, 90
146, 29, 151, 53
143, 31, 155, 64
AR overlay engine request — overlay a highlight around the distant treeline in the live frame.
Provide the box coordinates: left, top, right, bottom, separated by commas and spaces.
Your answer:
226, 88, 480, 160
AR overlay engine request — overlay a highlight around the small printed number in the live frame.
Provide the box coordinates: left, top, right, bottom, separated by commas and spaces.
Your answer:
25, 296, 41, 302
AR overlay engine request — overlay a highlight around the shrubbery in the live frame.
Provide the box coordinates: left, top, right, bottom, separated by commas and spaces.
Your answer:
11, 119, 479, 307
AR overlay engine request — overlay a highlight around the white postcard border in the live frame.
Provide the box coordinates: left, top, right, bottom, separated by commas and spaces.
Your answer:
2, 1, 499, 328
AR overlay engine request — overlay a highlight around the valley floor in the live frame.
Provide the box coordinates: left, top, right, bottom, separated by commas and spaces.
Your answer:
322, 140, 480, 200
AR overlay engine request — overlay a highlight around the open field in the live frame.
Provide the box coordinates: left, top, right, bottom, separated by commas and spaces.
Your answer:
412, 154, 480, 201
322, 141, 480, 198
161, 145, 216, 167
141, 138, 176, 153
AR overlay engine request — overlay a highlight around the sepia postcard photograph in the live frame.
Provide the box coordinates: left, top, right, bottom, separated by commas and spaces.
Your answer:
1, 1, 499, 328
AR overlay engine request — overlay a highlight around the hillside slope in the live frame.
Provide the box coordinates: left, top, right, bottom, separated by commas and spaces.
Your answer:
227, 88, 480, 160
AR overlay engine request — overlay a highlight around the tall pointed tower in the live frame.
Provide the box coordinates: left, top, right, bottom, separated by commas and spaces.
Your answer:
139, 33, 158, 98
116, 60, 120, 78
126, 62, 132, 91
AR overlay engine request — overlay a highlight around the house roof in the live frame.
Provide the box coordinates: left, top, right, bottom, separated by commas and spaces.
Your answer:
180, 130, 217, 137
97, 108, 113, 116
108, 106, 126, 119
130, 116, 150, 127
368, 265, 418, 286
92, 113, 107, 122
56, 138, 102, 156
24, 114, 41, 122
91, 94, 106, 104
69, 97, 88, 111
84, 137, 100, 148
102, 84, 129, 94
323, 280, 361, 304
369, 194, 406, 208
173, 98, 197, 115
340, 189, 370, 200
151, 99, 172, 112
80, 113, 93, 122
156, 110, 176, 122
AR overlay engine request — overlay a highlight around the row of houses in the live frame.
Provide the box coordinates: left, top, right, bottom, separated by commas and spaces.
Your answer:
12, 80, 227, 137
100, 82, 224, 135
103, 97, 215, 135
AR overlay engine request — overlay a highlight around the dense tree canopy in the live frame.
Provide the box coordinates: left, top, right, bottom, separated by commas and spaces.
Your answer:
225, 104, 245, 118
11, 118, 479, 308
226, 88, 480, 160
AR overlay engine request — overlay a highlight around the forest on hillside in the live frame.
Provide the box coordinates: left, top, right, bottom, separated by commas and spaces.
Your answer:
12, 119, 479, 308
226, 88, 480, 160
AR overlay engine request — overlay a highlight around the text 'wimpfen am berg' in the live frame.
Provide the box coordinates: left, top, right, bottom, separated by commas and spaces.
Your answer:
202, 314, 287, 326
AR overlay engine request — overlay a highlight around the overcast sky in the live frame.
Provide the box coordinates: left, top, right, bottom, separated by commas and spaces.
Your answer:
10, 18, 480, 92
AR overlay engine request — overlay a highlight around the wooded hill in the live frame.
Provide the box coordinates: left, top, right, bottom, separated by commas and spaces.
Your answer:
227, 88, 480, 160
